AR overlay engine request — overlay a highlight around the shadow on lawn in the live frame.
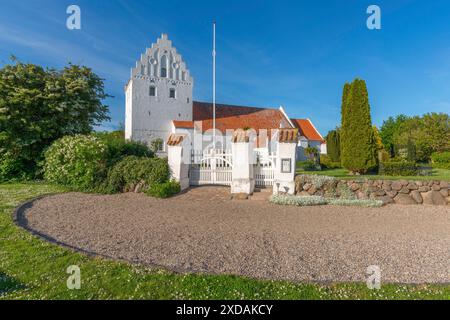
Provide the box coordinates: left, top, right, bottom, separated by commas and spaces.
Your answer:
0, 271, 26, 296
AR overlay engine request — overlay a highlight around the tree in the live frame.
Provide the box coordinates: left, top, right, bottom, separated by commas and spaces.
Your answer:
391, 113, 449, 162
326, 129, 340, 162
340, 79, 377, 174
379, 114, 408, 157
0, 59, 110, 180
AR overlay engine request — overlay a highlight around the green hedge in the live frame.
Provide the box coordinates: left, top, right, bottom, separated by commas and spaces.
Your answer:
431, 151, 450, 170
95, 131, 153, 167
379, 161, 418, 176
147, 180, 181, 198
43, 134, 156, 191
43, 135, 108, 190
297, 160, 321, 171
101, 156, 170, 193
320, 155, 341, 169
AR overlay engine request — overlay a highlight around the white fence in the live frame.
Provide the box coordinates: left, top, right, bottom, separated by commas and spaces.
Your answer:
189, 149, 276, 187
253, 151, 276, 187
190, 149, 233, 186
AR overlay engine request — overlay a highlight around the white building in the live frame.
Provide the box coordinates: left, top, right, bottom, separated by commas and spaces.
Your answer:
125, 33, 326, 157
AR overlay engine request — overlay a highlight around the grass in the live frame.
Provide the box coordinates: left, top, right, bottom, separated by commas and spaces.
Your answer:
1, 182, 450, 300
296, 167, 450, 181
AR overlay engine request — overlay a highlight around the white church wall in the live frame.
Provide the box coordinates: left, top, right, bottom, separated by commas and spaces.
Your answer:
125, 34, 193, 152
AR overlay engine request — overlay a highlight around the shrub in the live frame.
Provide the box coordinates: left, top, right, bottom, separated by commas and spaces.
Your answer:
320, 155, 341, 169
379, 161, 418, 176
43, 135, 108, 190
101, 156, 170, 193
270, 195, 327, 206
147, 180, 181, 198
431, 151, 450, 170
297, 174, 337, 189
328, 198, 383, 208
95, 131, 154, 167
298, 160, 321, 171
326, 129, 340, 162
270, 195, 383, 207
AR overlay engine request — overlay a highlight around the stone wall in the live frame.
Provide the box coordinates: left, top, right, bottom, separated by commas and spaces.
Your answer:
295, 175, 450, 205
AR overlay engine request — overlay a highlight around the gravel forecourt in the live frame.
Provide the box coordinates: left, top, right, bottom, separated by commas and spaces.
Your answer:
20, 187, 450, 284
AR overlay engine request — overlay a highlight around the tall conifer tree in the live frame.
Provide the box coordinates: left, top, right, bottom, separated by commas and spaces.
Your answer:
340, 79, 377, 174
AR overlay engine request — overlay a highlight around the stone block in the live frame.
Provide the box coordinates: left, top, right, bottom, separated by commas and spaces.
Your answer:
394, 194, 417, 205
423, 191, 446, 205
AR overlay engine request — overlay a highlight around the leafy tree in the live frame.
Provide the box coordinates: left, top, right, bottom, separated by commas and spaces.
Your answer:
326, 129, 340, 162
340, 79, 377, 174
0, 58, 110, 180
406, 138, 416, 162
391, 113, 449, 162
379, 114, 408, 157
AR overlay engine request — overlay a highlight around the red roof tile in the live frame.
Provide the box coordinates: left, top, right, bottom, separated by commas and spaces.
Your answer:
192, 101, 288, 133
167, 133, 185, 146
278, 128, 299, 143
291, 119, 324, 142
173, 120, 194, 129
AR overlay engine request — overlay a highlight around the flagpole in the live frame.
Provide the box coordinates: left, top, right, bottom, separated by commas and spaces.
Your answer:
212, 21, 216, 148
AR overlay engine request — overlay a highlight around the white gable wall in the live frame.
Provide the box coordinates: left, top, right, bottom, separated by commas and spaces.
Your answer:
125, 34, 193, 152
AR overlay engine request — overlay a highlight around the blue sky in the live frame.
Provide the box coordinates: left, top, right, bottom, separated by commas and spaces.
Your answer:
0, 0, 449, 135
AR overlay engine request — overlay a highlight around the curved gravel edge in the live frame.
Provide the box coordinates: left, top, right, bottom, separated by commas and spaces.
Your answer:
12, 194, 450, 286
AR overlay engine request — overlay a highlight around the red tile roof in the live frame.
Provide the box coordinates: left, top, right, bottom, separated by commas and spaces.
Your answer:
192, 101, 288, 133
173, 120, 194, 129
278, 128, 299, 143
167, 133, 185, 146
291, 119, 324, 142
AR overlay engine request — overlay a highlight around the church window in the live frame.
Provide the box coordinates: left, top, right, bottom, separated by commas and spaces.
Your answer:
182, 71, 186, 81
160, 55, 167, 78
187, 97, 190, 103
149, 86, 156, 97
169, 88, 176, 99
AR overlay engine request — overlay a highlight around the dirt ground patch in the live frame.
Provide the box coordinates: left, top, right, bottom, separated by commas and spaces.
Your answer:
19, 187, 450, 284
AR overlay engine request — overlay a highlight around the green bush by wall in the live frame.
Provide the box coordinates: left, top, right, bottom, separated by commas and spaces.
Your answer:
101, 156, 170, 194
379, 161, 419, 176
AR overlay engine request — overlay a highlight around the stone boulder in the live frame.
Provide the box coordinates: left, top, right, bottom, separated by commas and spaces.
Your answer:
432, 184, 441, 191
386, 190, 398, 198
440, 181, 449, 189
303, 183, 312, 191
391, 181, 403, 191
410, 190, 423, 204
440, 189, 449, 197
418, 186, 430, 192
422, 191, 446, 206
394, 193, 417, 205
376, 196, 394, 205
407, 183, 418, 190
399, 187, 410, 194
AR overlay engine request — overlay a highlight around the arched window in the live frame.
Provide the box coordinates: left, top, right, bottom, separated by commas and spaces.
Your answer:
160, 55, 167, 78
169, 88, 176, 99
149, 86, 156, 97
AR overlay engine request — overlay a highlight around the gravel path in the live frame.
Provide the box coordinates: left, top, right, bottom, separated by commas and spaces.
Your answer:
20, 187, 450, 284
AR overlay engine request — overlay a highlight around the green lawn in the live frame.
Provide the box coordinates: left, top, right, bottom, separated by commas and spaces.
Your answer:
1, 182, 449, 300
297, 167, 450, 181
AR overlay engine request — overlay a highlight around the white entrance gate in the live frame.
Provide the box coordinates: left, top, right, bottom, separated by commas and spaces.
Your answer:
190, 149, 233, 186
254, 150, 276, 187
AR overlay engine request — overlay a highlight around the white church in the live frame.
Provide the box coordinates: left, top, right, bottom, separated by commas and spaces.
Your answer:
125, 33, 326, 161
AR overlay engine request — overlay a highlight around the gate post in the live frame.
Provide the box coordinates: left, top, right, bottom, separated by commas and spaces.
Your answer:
231, 130, 255, 195
273, 129, 298, 195
167, 134, 190, 191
